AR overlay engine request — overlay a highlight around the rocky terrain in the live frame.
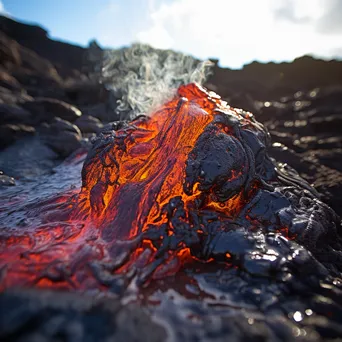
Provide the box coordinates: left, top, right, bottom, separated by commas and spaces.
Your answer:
1, 14, 342, 342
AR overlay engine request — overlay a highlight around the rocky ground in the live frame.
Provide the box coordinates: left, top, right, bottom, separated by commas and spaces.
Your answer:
1, 14, 342, 342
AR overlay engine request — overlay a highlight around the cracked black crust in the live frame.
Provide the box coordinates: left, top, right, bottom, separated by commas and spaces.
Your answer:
74, 87, 342, 287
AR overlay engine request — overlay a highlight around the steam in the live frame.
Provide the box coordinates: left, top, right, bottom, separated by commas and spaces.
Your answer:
101, 43, 213, 120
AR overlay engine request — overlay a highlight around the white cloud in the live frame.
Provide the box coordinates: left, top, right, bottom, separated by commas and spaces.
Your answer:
0, 0, 7, 14
317, 0, 342, 34
94, 0, 153, 48
137, 0, 342, 68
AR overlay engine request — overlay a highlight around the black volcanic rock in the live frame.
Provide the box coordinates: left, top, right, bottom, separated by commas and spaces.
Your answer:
75, 114, 103, 134
0, 69, 22, 91
0, 290, 167, 342
0, 15, 86, 78
39, 117, 83, 157
207, 56, 342, 102
0, 32, 21, 66
0, 31, 63, 88
0, 103, 32, 124
0, 123, 35, 148
310, 115, 342, 134
64, 79, 109, 106
0, 85, 32, 105
0, 170, 15, 186
22, 97, 82, 124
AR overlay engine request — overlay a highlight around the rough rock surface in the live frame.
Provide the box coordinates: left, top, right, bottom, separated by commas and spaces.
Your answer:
74, 114, 103, 134
259, 86, 342, 217
0, 137, 59, 178
0, 102, 32, 124
0, 170, 15, 186
0, 290, 167, 342
0, 86, 33, 106
39, 117, 83, 157
0, 123, 35, 147
22, 97, 82, 123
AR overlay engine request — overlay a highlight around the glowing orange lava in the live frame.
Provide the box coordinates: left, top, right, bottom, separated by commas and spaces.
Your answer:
0, 83, 266, 291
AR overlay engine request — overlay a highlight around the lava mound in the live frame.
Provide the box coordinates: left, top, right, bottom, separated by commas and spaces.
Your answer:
1, 83, 341, 291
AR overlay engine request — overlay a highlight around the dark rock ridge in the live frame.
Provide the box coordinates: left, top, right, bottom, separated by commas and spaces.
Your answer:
0, 15, 86, 78
207, 57, 342, 103
0, 15, 113, 156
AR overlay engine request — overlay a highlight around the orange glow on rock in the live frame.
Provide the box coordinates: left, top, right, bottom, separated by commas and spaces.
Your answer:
0, 83, 294, 292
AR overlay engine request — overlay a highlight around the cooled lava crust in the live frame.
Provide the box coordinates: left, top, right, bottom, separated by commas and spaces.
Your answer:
1, 83, 342, 292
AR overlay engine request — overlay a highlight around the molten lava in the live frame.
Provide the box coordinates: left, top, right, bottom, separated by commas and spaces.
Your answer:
75, 84, 256, 240
1, 83, 340, 292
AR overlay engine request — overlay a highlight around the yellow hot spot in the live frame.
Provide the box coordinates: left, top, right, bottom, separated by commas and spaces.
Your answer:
140, 171, 149, 180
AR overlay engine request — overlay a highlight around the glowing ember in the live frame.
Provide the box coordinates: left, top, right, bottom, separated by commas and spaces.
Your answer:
0, 83, 340, 292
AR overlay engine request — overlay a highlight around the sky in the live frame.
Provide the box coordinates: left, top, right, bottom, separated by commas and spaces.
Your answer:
1, 0, 342, 68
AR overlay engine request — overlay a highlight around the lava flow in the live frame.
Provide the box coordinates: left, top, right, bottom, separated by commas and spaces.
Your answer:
1, 83, 341, 292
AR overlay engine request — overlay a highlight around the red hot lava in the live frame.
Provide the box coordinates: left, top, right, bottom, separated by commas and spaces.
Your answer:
2, 83, 332, 292
74, 83, 255, 240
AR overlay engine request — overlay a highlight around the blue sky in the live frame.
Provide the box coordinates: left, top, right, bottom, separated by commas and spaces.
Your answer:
1, 0, 342, 68
1, 0, 156, 47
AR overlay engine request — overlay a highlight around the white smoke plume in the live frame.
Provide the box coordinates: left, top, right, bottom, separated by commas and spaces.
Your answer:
101, 43, 213, 120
